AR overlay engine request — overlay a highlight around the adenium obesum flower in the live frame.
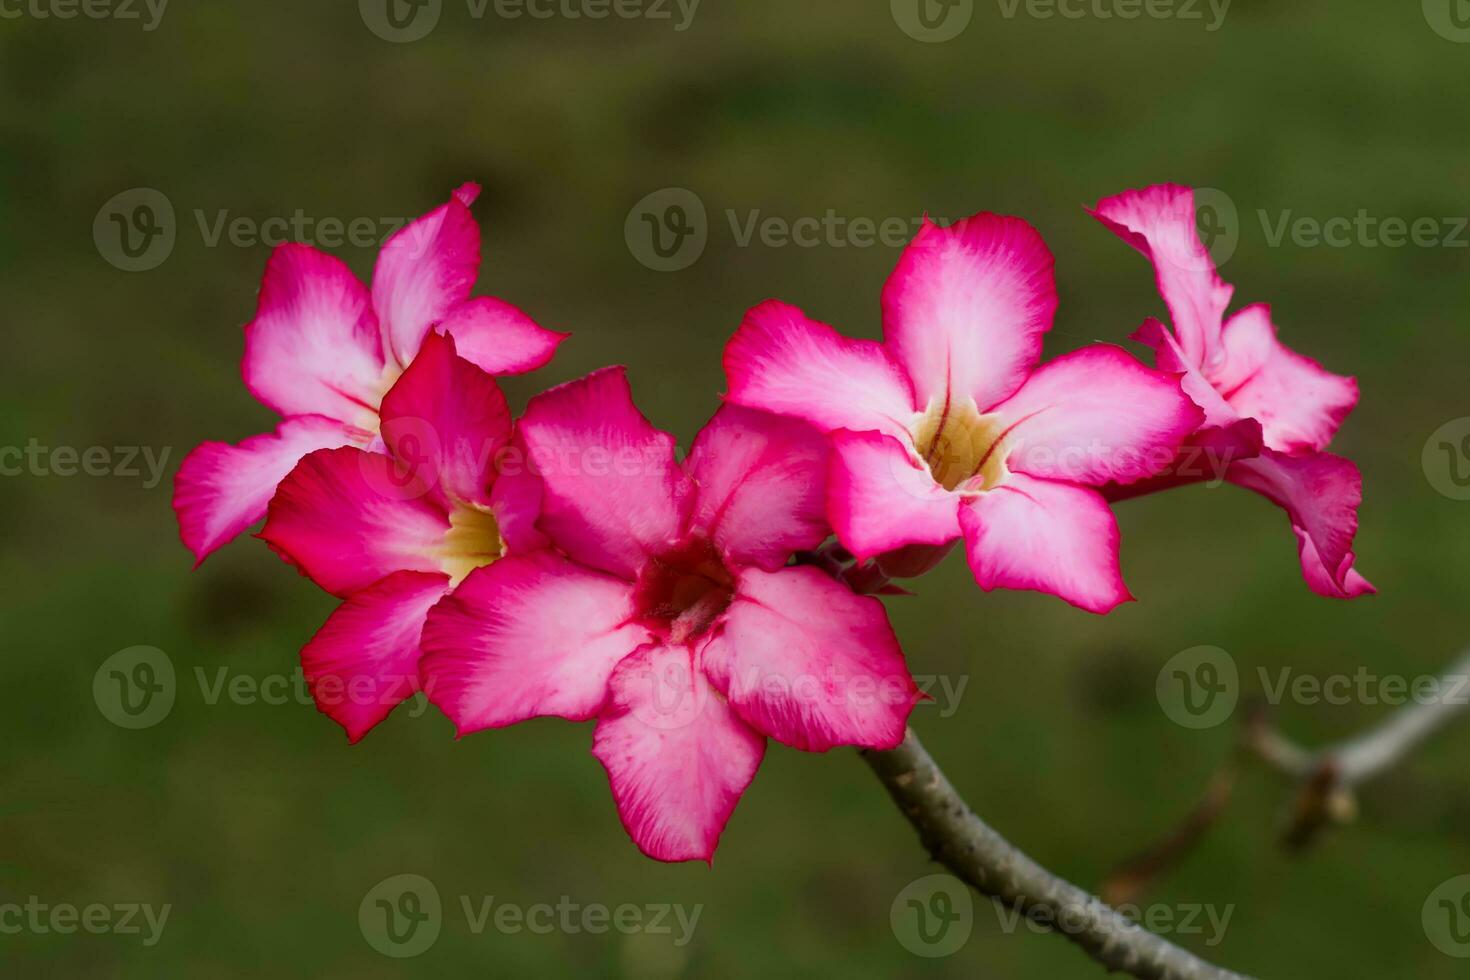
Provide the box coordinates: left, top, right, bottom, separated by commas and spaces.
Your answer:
420, 369, 921, 862
1091, 184, 1372, 598
257, 332, 543, 742
173, 183, 565, 564
723, 213, 1203, 614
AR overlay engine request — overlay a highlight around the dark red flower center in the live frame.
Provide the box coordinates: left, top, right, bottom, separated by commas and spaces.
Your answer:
633, 539, 735, 644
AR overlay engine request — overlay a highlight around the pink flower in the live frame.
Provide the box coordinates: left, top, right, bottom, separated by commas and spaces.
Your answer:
257, 332, 543, 742
722, 214, 1203, 614
420, 369, 920, 863
173, 183, 566, 564
1091, 184, 1373, 598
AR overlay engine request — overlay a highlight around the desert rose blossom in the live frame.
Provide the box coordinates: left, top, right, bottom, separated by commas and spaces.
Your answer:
722, 213, 1203, 614
420, 369, 921, 863
173, 183, 566, 564
257, 333, 542, 742
1091, 184, 1372, 598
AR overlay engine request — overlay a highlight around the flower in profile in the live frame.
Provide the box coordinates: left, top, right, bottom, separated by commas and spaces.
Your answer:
1091, 184, 1372, 598
173, 183, 565, 564
722, 214, 1202, 613
258, 333, 542, 742
421, 369, 920, 862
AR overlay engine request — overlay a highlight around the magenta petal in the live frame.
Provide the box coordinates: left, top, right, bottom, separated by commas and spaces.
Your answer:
517, 367, 688, 579
828, 428, 961, 562
684, 405, 830, 571
1215, 305, 1358, 454
488, 452, 548, 555
372, 184, 482, 367
882, 214, 1057, 412
960, 474, 1133, 614
992, 344, 1204, 486
1091, 184, 1233, 372
592, 643, 765, 863
419, 552, 648, 734
301, 571, 450, 743
241, 244, 387, 428
378, 332, 512, 509
173, 415, 364, 564
702, 566, 919, 753
437, 296, 568, 376
723, 298, 916, 441
260, 447, 449, 597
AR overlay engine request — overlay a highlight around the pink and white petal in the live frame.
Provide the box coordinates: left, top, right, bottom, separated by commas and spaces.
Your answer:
1091, 184, 1233, 371
990, 345, 1204, 486
437, 296, 568, 376
723, 299, 916, 441
1215, 305, 1358, 454
592, 643, 766, 863
1101, 418, 1264, 503
702, 565, 919, 753
1131, 318, 1241, 429
517, 367, 689, 579
300, 571, 450, 743
959, 474, 1133, 614
419, 551, 649, 734
378, 331, 511, 509
828, 428, 962, 562
241, 244, 387, 428
372, 183, 482, 367
173, 415, 365, 564
259, 447, 449, 597
1226, 450, 1370, 599
881, 214, 1057, 412
684, 405, 830, 570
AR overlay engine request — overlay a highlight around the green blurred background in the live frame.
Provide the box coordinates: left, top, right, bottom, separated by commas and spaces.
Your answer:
2, 0, 1468, 975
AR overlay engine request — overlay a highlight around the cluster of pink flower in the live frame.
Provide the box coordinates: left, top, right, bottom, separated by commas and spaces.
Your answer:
174, 182, 1369, 863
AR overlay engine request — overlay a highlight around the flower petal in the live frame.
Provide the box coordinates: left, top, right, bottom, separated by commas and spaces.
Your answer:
959, 474, 1132, 614
1215, 305, 1358, 454
881, 214, 1057, 412
241, 244, 387, 429
1227, 450, 1371, 599
372, 183, 482, 367
592, 643, 765, 863
259, 447, 449, 597
827, 428, 961, 562
437, 296, 568, 375
173, 415, 365, 564
1091, 184, 1233, 372
702, 565, 919, 752
300, 571, 450, 743
991, 345, 1204, 486
684, 405, 830, 570
419, 551, 648, 734
378, 331, 511, 510
517, 367, 688, 579
723, 299, 916, 441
